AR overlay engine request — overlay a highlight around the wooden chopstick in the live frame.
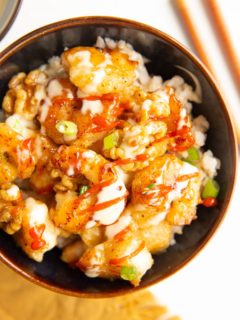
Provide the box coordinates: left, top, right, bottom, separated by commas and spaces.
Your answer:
205, 0, 240, 91
173, 0, 240, 144
173, 0, 214, 74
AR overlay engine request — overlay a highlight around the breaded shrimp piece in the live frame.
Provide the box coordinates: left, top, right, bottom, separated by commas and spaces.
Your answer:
0, 123, 36, 185
131, 154, 201, 226
50, 146, 128, 233
62, 47, 138, 96
125, 204, 173, 254
51, 190, 97, 234
44, 92, 122, 147
51, 145, 108, 183
15, 197, 60, 262
77, 222, 153, 286
30, 135, 58, 194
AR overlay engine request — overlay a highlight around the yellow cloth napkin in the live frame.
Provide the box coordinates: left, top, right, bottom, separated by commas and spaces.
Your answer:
0, 263, 180, 320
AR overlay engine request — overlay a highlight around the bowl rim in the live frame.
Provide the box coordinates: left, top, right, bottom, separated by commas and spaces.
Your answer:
0, 16, 238, 298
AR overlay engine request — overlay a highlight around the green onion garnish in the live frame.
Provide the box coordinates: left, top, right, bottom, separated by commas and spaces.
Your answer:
146, 183, 155, 189
184, 147, 200, 165
56, 120, 78, 136
142, 183, 156, 195
120, 266, 137, 281
202, 178, 220, 199
79, 185, 89, 195
103, 133, 118, 150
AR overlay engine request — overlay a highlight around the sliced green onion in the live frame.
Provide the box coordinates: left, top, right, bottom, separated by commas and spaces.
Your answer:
184, 147, 200, 165
146, 183, 155, 189
120, 266, 137, 281
79, 185, 89, 195
103, 133, 118, 150
202, 179, 220, 199
142, 183, 156, 195
56, 120, 78, 136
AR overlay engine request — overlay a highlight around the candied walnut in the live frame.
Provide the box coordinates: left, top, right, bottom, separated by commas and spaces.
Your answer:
2, 70, 48, 120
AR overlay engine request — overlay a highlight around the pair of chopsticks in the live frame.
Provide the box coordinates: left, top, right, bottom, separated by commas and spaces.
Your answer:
174, 0, 240, 144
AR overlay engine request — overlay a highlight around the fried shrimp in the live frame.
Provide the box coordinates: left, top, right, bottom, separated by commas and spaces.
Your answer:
78, 220, 153, 286
131, 155, 201, 226
50, 146, 128, 234
62, 47, 138, 96
0, 123, 36, 185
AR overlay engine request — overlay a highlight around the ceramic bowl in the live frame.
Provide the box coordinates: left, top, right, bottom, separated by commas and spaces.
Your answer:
0, 16, 237, 297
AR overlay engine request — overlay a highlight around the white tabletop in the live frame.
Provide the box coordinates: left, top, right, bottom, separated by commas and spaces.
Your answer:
0, 1, 239, 319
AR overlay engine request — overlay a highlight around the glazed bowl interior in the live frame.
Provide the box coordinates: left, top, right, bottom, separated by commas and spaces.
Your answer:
0, 17, 237, 297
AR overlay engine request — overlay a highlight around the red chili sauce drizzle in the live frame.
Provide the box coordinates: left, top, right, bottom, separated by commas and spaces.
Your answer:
109, 241, 145, 266
152, 93, 195, 152
61, 155, 150, 226
16, 138, 35, 176
201, 197, 217, 207
29, 224, 46, 250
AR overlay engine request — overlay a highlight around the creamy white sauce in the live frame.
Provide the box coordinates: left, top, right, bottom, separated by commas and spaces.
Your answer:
142, 99, 152, 111
6, 114, 36, 138
83, 69, 106, 93
70, 50, 93, 69
70, 51, 93, 87
81, 99, 104, 115
180, 160, 199, 176
148, 212, 167, 226
6, 184, 20, 198
167, 162, 199, 205
92, 175, 127, 225
121, 143, 139, 159
85, 267, 101, 278
82, 150, 95, 159
115, 166, 133, 188
39, 97, 51, 123
130, 246, 153, 276
105, 214, 132, 240
66, 165, 75, 176
70, 50, 112, 94
85, 220, 97, 229
147, 161, 199, 222
81, 69, 105, 94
